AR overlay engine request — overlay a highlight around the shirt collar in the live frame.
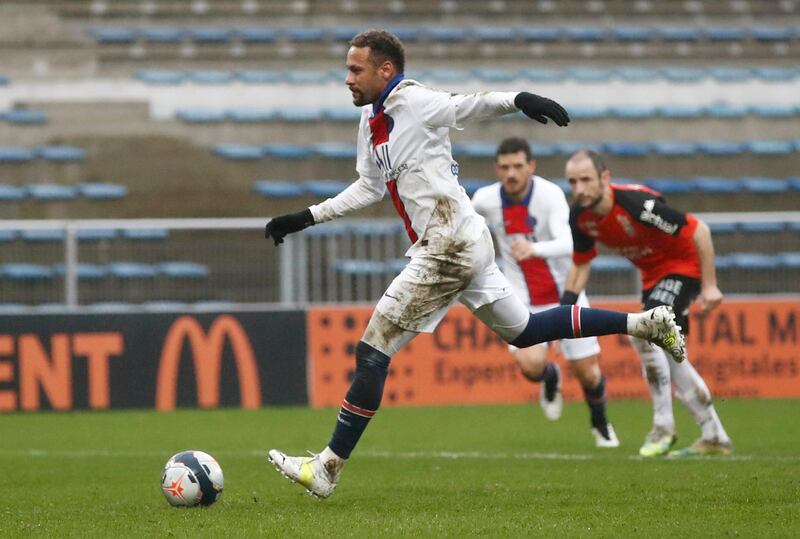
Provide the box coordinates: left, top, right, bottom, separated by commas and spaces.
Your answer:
500, 177, 535, 207
372, 73, 405, 115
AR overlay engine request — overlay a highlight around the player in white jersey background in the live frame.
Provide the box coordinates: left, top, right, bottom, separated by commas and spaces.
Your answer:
263, 29, 687, 499
472, 138, 618, 448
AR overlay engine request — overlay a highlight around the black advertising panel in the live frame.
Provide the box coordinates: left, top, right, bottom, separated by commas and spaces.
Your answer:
0, 310, 307, 411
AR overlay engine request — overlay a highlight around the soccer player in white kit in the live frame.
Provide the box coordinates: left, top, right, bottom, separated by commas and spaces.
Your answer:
264, 30, 685, 499
471, 137, 619, 448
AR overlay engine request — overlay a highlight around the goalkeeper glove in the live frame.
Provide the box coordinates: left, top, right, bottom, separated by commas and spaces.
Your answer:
514, 92, 570, 126
264, 208, 315, 246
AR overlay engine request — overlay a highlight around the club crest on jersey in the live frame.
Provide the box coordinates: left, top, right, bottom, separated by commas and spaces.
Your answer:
616, 214, 636, 237
451, 161, 459, 176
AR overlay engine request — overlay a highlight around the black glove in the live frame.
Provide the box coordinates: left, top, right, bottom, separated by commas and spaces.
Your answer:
264, 208, 315, 246
560, 291, 579, 305
514, 92, 570, 126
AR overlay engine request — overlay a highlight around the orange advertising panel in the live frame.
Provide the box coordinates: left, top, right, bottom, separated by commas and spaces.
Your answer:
307, 299, 799, 407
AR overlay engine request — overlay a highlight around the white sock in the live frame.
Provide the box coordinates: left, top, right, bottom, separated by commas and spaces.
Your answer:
631, 337, 675, 432
670, 359, 731, 443
320, 446, 345, 464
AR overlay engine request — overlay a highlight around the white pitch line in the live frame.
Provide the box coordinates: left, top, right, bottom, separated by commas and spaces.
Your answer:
0, 448, 794, 462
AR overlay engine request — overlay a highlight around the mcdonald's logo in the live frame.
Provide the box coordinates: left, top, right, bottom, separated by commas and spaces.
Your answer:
156, 315, 261, 411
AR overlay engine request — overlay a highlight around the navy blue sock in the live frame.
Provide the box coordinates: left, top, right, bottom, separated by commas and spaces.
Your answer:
582, 375, 609, 438
328, 341, 390, 459
510, 305, 627, 348
523, 362, 559, 401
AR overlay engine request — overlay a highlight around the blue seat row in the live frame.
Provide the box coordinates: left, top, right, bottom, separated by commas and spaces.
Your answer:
0, 261, 208, 281
0, 228, 168, 242
0, 146, 86, 163
1, 109, 48, 125
178, 103, 800, 124
93, 25, 800, 45
0, 183, 127, 201
138, 66, 800, 86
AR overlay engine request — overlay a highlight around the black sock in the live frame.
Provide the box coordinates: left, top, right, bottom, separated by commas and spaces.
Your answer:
582, 375, 609, 438
522, 362, 559, 401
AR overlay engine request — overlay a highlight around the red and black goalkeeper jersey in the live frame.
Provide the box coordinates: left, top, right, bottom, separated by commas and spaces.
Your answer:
570, 184, 700, 289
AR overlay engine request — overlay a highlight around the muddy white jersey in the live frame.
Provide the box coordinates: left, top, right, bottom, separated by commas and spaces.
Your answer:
309, 75, 519, 255
472, 177, 573, 306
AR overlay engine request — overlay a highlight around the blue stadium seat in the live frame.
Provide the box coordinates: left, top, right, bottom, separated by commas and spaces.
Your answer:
697, 141, 746, 156
303, 180, 349, 197
90, 27, 137, 43
750, 26, 793, 42
425, 27, 469, 42
0, 230, 17, 241
0, 303, 29, 312
704, 27, 746, 42
78, 182, 128, 199
691, 177, 744, 193
649, 141, 698, 156
519, 27, 562, 42
554, 141, 601, 155
553, 179, 570, 193
608, 104, 655, 119
0, 147, 35, 162
461, 179, 492, 197
284, 27, 328, 42
276, 108, 323, 122
122, 228, 168, 240
52, 262, 109, 279
323, 107, 361, 121
564, 27, 607, 42
3, 109, 47, 124
186, 70, 234, 84
0, 184, 26, 201
213, 144, 263, 160
658, 27, 701, 41
188, 27, 233, 43
520, 69, 566, 82
708, 67, 753, 82
708, 222, 737, 234
747, 139, 794, 155
788, 177, 800, 191
645, 178, 694, 194
602, 142, 649, 157
237, 28, 279, 43
108, 262, 158, 279
332, 27, 361, 41
660, 68, 705, 82
728, 253, 779, 270
226, 108, 276, 122
348, 222, 404, 237
334, 259, 387, 276
741, 177, 790, 193
566, 68, 612, 82
176, 107, 226, 123
614, 67, 660, 82
739, 221, 786, 233
657, 104, 705, 119
592, 256, 633, 272
472, 27, 516, 42
234, 70, 284, 83
472, 68, 518, 82
314, 143, 357, 159
135, 69, 185, 85
613, 26, 653, 41
76, 228, 118, 241
529, 143, 558, 158
425, 69, 471, 83
704, 103, 748, 118
158, 262, 209, 278
2, 263, 53, 281
262, 144, 314, 159
567, 105, 609, 120
285, 70, 331, 84
0, 75, 7, 86
714, 255, 733, 269
304, 222, 352, 237
748, 104, 796, 118
21, 229, 64, 242
777, 252, 800, 269
27, 184, 78, 200
385, 27, 421, 42
37, 145, 86, 161
385, 259, 409, 274
453, 142, 497, 158
141, 27, 184, 42
253, 180, 305, 198
752, 67, 797, 82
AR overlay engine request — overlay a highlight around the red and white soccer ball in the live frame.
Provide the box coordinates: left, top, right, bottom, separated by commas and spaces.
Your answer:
161, 450, 224, 507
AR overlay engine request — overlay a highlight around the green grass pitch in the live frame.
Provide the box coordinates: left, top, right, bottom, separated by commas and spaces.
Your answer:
3, 399, 798, 537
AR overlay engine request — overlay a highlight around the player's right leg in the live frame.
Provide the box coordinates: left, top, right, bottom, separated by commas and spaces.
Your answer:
566, 352, 619, 448
630, 337, 678, 457
510, 344, 562, 420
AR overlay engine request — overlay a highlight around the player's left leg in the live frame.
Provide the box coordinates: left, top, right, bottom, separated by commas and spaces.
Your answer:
565, 347, 619, 448
510, 343, 562, 420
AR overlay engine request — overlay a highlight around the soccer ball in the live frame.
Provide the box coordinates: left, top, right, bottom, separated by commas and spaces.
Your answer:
161, 450, 224, 507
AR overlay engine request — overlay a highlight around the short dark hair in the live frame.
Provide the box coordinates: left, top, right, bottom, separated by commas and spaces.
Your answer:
496, 137, 533, 161
350, 30, 405, 73
568, 149, 608, 176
